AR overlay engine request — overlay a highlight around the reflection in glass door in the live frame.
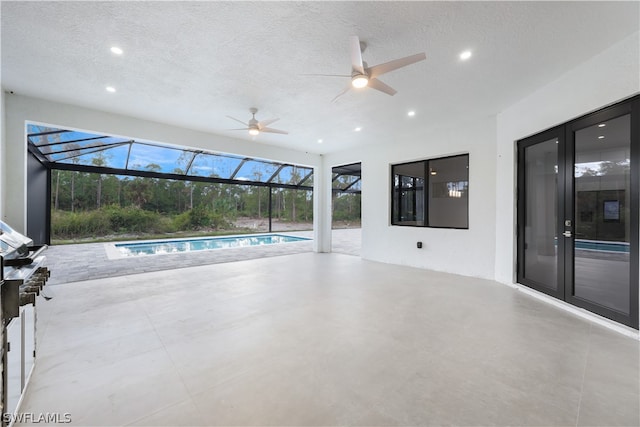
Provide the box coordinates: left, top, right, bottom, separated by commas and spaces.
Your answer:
518, 131, 560, 297
571, 115, 631, 315
518, 96, 638, 329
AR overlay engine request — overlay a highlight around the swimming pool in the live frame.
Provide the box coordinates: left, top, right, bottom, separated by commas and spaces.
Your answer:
115, 234, 311, 257
575, 239, 629, 253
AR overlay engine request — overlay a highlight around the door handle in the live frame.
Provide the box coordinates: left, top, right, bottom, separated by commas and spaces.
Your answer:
562, 231, 572, 238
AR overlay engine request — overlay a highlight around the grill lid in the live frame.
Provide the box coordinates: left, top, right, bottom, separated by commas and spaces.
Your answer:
0, 221, 32, 259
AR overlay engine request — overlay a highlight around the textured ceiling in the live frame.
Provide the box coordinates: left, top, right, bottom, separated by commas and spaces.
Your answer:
1, 1, 638, 155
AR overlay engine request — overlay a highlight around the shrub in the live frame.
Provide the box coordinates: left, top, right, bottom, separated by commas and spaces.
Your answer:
173, 207, 233, 231
51, 205, 236, 240
103, 205, 163, 233
209, 211, 232, 230
189, 205, 209, 228
51, 209, 111, 238
172, 211, 191, 231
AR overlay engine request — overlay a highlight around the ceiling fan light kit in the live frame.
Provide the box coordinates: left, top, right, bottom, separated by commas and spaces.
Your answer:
351, 75, 369, 88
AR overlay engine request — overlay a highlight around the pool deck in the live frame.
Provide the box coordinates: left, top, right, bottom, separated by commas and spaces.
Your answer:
44, 229, 361, 285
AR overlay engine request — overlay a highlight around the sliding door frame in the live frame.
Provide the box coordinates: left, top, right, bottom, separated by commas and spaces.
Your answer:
563, 99, 639, 328
517, 95, 639, 329
517, 125, 565, 300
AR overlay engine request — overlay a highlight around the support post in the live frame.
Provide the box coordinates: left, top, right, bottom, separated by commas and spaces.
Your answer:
313, 157, 332, 252
268, 186, 272, 233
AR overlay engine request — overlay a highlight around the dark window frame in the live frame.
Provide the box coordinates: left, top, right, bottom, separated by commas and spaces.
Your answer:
516, 94, 639, 329
391, 153, 469, 229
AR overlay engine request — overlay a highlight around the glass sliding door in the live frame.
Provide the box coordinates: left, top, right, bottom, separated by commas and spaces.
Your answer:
517, 128, 562, 298
517, 96, 638, 329
565, 104, 638, 327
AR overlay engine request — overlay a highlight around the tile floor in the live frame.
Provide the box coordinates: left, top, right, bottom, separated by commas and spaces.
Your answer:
16, 251, 640, 426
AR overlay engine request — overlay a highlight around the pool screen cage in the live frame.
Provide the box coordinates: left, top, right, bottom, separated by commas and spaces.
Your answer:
26, 124, 361, 242
331, 163, 361, 193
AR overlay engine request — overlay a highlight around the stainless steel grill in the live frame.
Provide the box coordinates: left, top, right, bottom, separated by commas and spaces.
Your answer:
0, 220, 50, 426
1, 220, 49, 316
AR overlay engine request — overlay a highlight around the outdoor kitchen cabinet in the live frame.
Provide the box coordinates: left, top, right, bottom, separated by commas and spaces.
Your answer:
1, 221, 50, 427
2, 295, 37, 426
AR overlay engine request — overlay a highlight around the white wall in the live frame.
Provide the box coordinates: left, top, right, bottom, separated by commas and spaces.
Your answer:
0, 90, 5, 222
495, 32, 640, 285
326, 116, 498, 280
2, 94, 323, 234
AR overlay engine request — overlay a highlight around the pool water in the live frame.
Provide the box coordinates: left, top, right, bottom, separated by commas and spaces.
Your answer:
553, 238, 630, 253
115, 234, 311, 256
575, 239, 629, 253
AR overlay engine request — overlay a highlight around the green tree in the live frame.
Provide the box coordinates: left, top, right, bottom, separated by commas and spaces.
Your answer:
125, 177, 152, 208
91, 151, 112, 208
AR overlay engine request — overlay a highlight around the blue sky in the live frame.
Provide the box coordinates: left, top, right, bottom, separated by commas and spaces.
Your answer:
27, 124, 315, 186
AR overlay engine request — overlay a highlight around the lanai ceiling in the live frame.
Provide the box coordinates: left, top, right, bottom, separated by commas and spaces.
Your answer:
1, 1, 638, 155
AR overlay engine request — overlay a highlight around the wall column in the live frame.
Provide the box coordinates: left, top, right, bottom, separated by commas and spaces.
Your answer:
313, 156, 332, 253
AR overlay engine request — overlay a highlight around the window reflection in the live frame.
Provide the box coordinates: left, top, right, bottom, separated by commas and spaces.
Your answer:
392, 161, 425, 226
573, 114, 631, 314
522, 138, 558, 289
428, 156, 468, 228
392, 154, 469, 228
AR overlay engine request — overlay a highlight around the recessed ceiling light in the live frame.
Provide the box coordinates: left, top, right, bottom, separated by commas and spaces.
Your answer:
459, 50, 472, 61
110, 46, 123, 55
598, 136, 605, 139
317, 139, 323, 144
598, 123, 606, 128
408, 111, 416, 117
105, 86, 116, 93
430, 170, 437, 175
354, 127, 362, 132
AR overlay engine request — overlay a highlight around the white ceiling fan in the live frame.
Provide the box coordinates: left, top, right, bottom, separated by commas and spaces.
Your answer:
313, 36, 427, 102
227, 108, 288, 136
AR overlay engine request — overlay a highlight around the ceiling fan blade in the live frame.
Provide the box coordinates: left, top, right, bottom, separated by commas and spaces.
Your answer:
350, 36, 365, 75
229, 128, 250, 131
331, 85, 352, 103
261, 127, 289, 135
258, 118, 279, 128
368, 78, 397, 96
226, 116, 249, 127
368, 52, 426, 78
300, 73, 351, 77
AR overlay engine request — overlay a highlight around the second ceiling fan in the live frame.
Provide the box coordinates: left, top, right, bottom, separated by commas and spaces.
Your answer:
322, 36, 426, 102
226, 108, 288, 136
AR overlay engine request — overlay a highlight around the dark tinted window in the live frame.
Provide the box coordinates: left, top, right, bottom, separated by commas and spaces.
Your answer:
391, 154, 468, 229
